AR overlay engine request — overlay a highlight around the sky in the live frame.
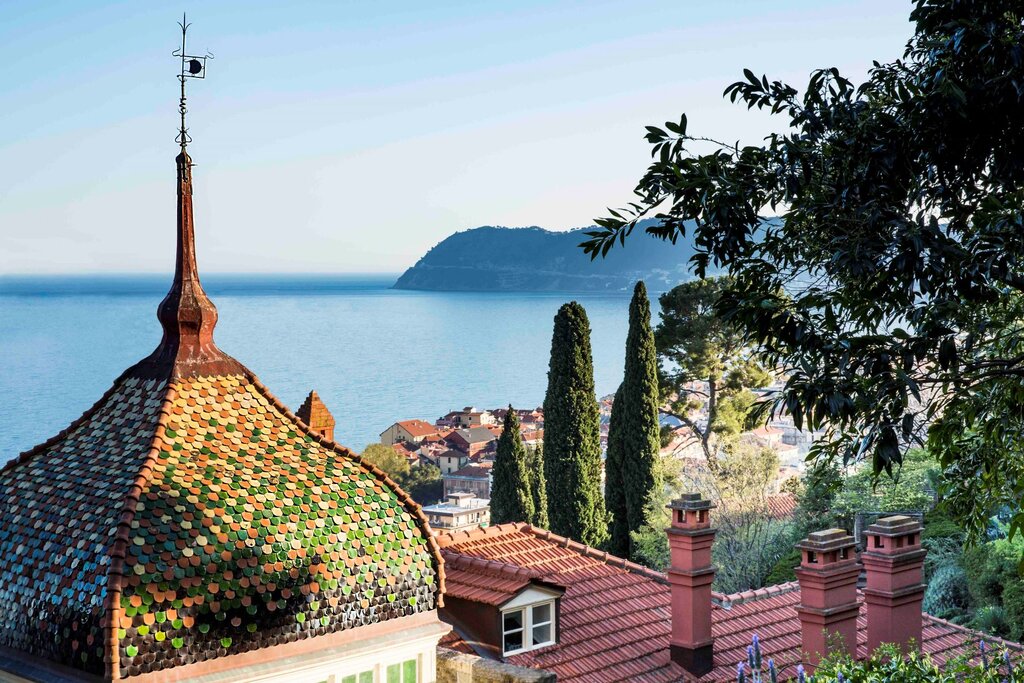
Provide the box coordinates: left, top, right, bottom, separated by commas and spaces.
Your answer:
0, 1, 915, 275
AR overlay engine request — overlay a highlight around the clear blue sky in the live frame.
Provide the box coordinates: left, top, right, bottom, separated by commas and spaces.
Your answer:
0, 1, 913, 274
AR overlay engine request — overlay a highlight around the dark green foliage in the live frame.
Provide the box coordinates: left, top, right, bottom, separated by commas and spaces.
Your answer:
793, 456, 842, 537
974, 606, 1010, 638
923, 564, 972, 622
491, 407, 535, 525
616, 282, 662, 559
583, 0, 1024, 542
654, 277, 770, 465
604, 383, 629, 557
1004, 580, 1024, 642
764, 546, 801, 586
543, 302, 608, 547
528, 444, 549, 528
399, 465, 443, 506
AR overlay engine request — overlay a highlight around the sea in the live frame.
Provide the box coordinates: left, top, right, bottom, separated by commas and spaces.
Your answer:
0, 274, 643, 460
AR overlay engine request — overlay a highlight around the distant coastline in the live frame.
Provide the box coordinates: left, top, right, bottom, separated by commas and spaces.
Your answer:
394, 221, 698, 292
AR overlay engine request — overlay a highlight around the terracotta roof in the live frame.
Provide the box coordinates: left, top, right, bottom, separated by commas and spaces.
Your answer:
443, 551, 561, 606
766, 493, 797, 519
436, 524, 1021, 683
395, 419, 439, 438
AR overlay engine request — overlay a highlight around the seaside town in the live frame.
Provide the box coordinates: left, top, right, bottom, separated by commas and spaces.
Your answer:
355, 381, 812, 535
3, 4, 1024, 683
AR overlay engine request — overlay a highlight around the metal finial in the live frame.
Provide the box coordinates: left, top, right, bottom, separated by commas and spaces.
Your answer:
172, 13, 214, 151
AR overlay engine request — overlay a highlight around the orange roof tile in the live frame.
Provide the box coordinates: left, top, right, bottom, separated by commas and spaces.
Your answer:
396, 419, 440, 438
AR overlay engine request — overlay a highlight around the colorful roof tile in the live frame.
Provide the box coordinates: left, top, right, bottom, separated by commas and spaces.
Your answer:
437, 524, 1022, 683
0, 144, 443, 679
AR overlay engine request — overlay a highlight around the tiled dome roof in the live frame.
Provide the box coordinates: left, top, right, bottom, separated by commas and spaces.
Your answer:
0, 143, 443, 678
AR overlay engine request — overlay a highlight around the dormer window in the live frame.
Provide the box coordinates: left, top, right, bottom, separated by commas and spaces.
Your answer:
502, 600, 556, 656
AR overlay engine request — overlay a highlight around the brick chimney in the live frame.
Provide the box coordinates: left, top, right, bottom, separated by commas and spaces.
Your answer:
794, 528, 860, 669
862, 515, 926, 654
666, 493, 716, 677
296, 390, 336, 442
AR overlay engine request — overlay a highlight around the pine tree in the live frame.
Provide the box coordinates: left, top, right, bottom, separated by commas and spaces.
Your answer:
542, 302, 608, 547
618, 281, 662, 558
490, 406, 534, 524
528, 443, 549, 528
604, 383, 629, 557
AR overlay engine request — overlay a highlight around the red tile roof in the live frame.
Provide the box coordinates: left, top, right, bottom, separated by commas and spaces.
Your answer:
396, 419, 440, 438
766, 492, 797, 519
444, 552, 561, 606
436, 524, 1022, 683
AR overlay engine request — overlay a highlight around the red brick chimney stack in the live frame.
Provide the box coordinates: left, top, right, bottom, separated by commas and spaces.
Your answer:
666, 493, 716, 677
296, 390, 336, 442
862, 515, 926, 655
794, 528, 860, 669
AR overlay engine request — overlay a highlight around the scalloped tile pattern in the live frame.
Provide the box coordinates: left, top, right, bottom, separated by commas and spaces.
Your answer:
0, 377, 167, 674
117, 375, 437, 677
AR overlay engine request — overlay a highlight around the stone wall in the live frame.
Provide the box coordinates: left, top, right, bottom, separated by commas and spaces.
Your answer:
437, 648, 556, 683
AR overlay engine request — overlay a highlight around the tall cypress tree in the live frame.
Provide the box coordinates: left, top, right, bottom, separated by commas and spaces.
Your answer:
528, 444, 549, 528
490, 406, 534, 524
604, 383, 629, 557
542, 302, 608, 547
619, 281, 662, 557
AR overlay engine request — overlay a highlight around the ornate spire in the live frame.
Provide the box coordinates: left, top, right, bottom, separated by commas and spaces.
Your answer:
130, 19, 241, 380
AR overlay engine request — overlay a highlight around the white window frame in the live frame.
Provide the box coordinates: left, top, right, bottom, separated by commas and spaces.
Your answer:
501, 599, 556, 656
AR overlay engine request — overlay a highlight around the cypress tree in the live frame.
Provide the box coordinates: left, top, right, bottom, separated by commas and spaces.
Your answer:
528, 444, 549, 528
542, 302, 608, 547
490, 406, 534, 524
604, 383, 630, 557
619, 281, 662, 557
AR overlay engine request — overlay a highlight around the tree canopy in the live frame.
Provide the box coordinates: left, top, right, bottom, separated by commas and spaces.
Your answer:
491, 406, 535, 524
582, 0, 1024, 541
543, 301, 608, 547
655, 276, 771, 465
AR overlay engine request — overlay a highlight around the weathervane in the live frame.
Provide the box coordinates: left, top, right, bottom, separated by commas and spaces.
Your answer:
172, 14, 213, 151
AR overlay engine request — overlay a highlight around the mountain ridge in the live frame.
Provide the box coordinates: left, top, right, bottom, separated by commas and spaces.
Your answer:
393, 220, 697, 292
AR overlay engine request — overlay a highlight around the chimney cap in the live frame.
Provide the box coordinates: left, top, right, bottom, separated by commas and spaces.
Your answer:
667, 493, 715, 512
865, 515, 921, 537
797, 528, 856, 553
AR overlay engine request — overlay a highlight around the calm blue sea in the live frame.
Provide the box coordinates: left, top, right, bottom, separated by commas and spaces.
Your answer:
0, 275, 640, 460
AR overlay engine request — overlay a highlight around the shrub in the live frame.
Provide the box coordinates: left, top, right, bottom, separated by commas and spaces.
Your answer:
923, 564, 972, 622
1003, 579, 1024, 642
973, 605, 1010, 638
764, 546, 801, 586
811, 642, 1022, 682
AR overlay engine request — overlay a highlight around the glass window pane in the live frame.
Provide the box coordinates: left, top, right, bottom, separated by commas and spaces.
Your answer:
504, 629, 523, 653
403, 658, 417, 683
359, 673, 373, 683
533, 622, 552, 646
341, 677, 356, 683
387, 662, 400, 683
503, 610, 523, 632
532, 603, 551, 624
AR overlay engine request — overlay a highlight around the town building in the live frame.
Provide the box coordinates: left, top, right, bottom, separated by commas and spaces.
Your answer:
421, 493, 491, 532
435, 499, 1021, 682
0, 95, 447, 681
438, 407, 495, 429
442, 462, 493, 500
444, 427, 496, 458
380, 419, 441, 446
437, 449, 470, 475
